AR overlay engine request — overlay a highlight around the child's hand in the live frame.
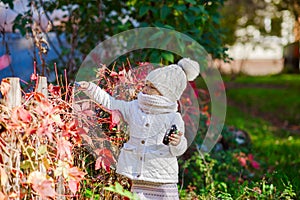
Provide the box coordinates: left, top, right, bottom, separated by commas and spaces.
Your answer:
75, 81, 90, 90
169, 132, 183, 146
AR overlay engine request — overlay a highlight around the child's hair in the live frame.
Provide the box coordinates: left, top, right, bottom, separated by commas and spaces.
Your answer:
145, 58, 200, 102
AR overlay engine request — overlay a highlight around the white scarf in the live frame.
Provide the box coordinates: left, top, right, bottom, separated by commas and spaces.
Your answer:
137, 92, 178, 114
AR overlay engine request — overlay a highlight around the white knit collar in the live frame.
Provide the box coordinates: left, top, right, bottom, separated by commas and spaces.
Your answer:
137, 92, 178, 114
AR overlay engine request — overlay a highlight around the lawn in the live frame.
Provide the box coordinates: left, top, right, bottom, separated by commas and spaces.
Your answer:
222, 74, 300, 195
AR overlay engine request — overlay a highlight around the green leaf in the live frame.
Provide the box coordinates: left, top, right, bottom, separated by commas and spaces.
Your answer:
160, 35, 172, 49
24, 146, 35, 158
189, 6, 200, 13
150, 51, 161, 64
115, 182, 123, 193
163, 24, 175, 30
20, 160, 32, 170
139, 5, 150, 17
161, 52, 174, 63
104, 186, 115, 192
183, 13, 196, 24
176, 36, 185, 54
160, 5, 170, 20
84, 189, 93, 197
149, 31, 164, 41
186, 0, 197, 4
37, 145, 47, 155
174, 4, 186, 11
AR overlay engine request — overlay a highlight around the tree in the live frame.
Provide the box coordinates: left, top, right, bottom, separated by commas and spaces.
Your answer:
220, 0, 298, 46
276, 0, 300, 41
1, 0, 228, 80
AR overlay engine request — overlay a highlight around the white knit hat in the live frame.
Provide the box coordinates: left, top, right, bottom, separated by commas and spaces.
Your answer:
146, 58, 200, 102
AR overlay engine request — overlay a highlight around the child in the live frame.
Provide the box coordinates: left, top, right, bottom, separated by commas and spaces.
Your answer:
78, 58, 200, 199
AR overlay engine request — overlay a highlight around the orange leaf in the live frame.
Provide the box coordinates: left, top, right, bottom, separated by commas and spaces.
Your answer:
0, 79, 10, 97
0, 191, 6, 200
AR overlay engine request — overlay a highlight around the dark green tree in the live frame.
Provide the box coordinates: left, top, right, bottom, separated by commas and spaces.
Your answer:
2, 0, 228, 79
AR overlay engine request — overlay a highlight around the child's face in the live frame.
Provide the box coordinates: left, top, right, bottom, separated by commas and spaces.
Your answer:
142, 81, 161, 96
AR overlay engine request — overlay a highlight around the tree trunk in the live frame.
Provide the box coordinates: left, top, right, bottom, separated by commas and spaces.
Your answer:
293, 1, 300, 41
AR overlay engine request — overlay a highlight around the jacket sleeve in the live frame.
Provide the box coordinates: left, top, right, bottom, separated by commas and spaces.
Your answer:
83, 82, 132, 121
169, 113, 187, 157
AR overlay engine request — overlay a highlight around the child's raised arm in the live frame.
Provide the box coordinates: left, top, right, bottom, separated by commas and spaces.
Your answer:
76, 81, 132, 121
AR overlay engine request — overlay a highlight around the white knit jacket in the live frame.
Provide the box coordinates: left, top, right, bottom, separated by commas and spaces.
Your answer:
84, 83, 188, 183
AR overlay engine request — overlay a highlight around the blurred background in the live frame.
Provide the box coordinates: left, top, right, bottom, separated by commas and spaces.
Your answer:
0, 0, 299, 81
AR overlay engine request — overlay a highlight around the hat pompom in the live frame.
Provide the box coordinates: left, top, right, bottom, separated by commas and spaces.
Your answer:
178, 58, 200, 81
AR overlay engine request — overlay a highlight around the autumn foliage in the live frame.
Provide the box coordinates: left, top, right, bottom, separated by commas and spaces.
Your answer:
0, 80, 87, 199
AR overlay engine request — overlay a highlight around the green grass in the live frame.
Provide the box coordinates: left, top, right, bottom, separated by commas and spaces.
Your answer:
223, 74, 300, 195
223, 74, 300, 88
226, 87, 300, 124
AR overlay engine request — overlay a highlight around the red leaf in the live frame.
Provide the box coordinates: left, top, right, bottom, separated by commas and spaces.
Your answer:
63, 120, 79, 137
68, 167, 86, 193
33, 92, 45, 102
18, 107, 32, 123
118, 68, 127, 83
68, 180, 79, 194
73, 102, 94, 117
57, 139, 72, 160
251, 160, 260, 169
68, 167, 86, 181
36, 100, 53, 115
30, 73, 38, 81
238, 157, 247, 167
48, 84, 61, 96
28, 172, 56, 199
109, 110, 122, 130
95, 148, 116, 172
110, 71, 119, 77
247, 153, 254, 161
